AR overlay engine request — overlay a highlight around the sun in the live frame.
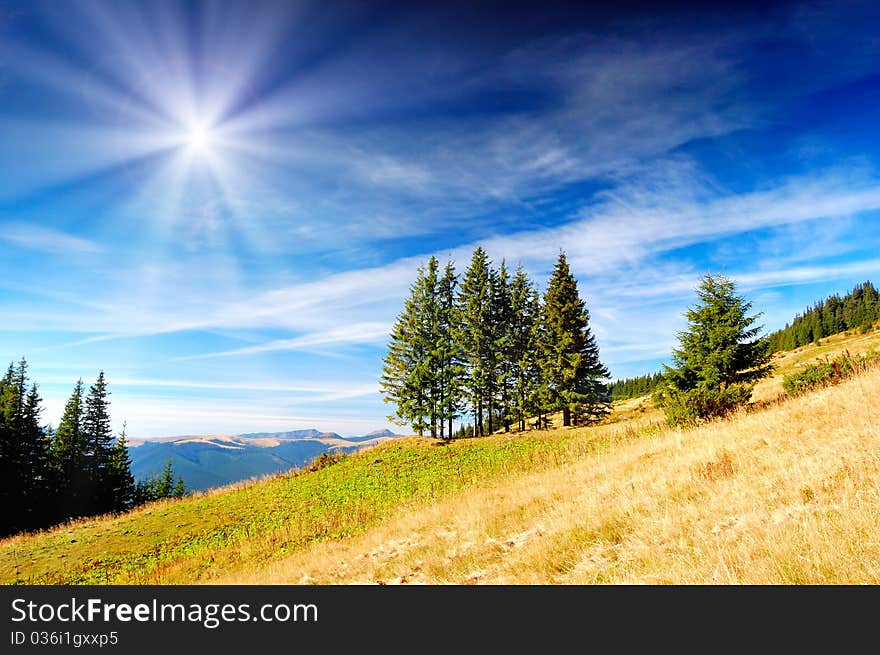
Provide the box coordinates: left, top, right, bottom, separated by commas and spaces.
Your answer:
184, 122, 215, 155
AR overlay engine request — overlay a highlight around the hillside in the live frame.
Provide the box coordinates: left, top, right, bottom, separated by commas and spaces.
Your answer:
129, 428, 400, 490
2, 328, 878, 584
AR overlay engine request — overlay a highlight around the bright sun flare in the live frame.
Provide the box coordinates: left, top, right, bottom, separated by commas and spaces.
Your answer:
185, 123, 214, 154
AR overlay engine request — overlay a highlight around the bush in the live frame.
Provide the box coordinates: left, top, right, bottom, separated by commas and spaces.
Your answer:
306, 451, 346, 473
783, 350, 880, 396
655, 383, 753, 426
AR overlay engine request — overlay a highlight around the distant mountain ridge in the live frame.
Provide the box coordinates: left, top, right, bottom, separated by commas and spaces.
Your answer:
129, 427, 401, 491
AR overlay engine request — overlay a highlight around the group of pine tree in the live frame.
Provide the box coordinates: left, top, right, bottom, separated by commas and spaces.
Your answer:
381, 248, 610, 437
0, 362, 185, 537
605, 372, 665, 401
766, 281, 879, 352
383, 251, 880, 433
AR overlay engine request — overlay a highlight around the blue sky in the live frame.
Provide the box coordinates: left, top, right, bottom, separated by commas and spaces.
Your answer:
1, 0, 880, 437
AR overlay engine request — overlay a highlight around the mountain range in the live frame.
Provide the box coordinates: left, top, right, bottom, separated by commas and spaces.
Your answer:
129, 428, 400, 491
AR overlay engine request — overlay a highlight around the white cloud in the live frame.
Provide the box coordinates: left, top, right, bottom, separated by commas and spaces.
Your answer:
0, 222, 104, 255
178, 322, 393, 359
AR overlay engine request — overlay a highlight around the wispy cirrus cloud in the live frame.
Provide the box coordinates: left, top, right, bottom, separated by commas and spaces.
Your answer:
17, 164, 880, 355
177, 322, 393, 360
0, 221, 103, 254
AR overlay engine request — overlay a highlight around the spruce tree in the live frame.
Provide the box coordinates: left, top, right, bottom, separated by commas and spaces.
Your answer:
381, 259, 441, 436
658, 273, 772, 424
83, 372, 114, 514
491, 260, 513, 432
107, 423, 136, 512
507, 264, 540, 431
0, 359, 55, 534
173, 475, 187, 498
53, 379, 88, 519
437, 261, 464, 439
0, 363, 20, 534
157, 459, 175, 498
537, 251, 610, 427
22, 383, 53, 530
455, 247, 494, 436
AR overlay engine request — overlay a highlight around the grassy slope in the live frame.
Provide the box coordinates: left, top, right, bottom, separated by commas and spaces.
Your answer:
2, 328, 878, 585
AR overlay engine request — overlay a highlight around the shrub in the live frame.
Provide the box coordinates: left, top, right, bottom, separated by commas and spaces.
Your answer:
655, 383, 753, 426
783, 350, 880, 396
306, 451, 347, 473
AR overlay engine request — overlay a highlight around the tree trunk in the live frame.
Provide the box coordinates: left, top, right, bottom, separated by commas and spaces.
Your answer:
563, 406, 571, 427
487, 398, 494, 435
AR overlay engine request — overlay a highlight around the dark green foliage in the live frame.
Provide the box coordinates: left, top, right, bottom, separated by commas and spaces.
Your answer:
456, 247, 495, 436
380, 256, 464, 438
536, 252, 610, 427
135, 458, 187, 503
507, 265, 541, 432
0, 362, 145, 536
659, 274, 772, 425
0, 359, 54, 535
381, 248, 610, 436
437, 261, 465, 439
606, 372, 665, 401
654, 385, 753, 427
52, 379, 89, 519
83, 372, 115, 514
380, 259, 434, 436
490, 261, 513, 433
782, 350, 880, 396
107, 424, 136, 512
766, 281, 879, 353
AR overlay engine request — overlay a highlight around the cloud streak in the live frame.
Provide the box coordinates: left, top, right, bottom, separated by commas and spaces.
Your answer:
0, 221, 104, 254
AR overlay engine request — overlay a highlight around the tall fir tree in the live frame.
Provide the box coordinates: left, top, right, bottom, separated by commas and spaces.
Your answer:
507, 264, 541, 431
418, 257, 443, 437
537, 251, 610, 427
83, 371, 114, 514
455, 247, 494, 436
437, 260, 464, 438
491, 260, 514, 432
0, 359, 55, 535
0, 363, 21, 534
106, 422, 136, 512
381, 259, 440, 436
53, 379, 88, 519
21, 383, 53, 529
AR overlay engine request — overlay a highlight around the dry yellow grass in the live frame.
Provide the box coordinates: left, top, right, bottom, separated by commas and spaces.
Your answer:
219, 367, 880, 585
5, 328, 878, 585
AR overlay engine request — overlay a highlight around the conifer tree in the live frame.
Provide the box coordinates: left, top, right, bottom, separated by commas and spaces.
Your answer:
156, 459, 175, 498
53, 379, 88, 519
83, 371, 114, 514
437, 261, 464, 439
0, 363, 21, 534
173, 475, 187, 498
455, 247, 494, 436
657, 273, 772, 424
765, 280, 879, 353
21, 383, 53, 529
537, 251, 610, 427
507, 264, 540, 431
491, 260, 513, 432
107, 423, 136, 512
381, 260, 437, 436
0, 360, 55, 534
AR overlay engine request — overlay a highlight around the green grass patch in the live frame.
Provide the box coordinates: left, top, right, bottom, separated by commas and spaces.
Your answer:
0, 424, 651, 585
782, 349, 880, 397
